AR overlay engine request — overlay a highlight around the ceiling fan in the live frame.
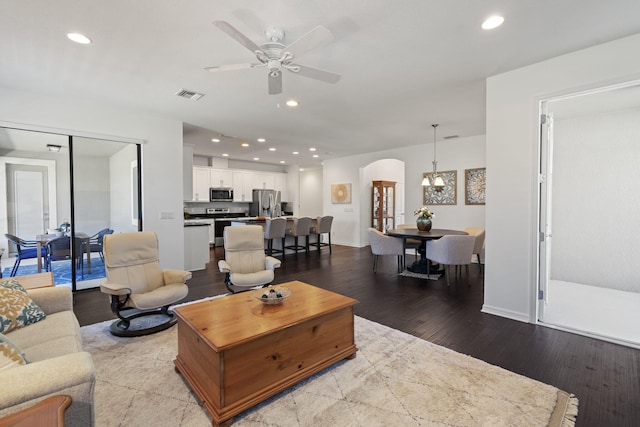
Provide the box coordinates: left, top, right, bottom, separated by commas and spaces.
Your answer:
206, 20, 341, 95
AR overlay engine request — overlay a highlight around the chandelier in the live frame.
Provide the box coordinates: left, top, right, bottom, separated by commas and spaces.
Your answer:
421, 124, 445, 192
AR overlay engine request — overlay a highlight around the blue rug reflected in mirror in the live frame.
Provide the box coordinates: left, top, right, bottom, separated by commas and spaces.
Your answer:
2, 257, 106, 285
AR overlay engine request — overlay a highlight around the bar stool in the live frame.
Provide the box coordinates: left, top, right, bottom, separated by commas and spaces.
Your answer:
285, 217, 312, 254
264, 217, 287, 258
312, 216, 333, 253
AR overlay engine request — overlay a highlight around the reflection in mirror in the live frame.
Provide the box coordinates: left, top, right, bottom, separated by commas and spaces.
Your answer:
0, 127, 141, 291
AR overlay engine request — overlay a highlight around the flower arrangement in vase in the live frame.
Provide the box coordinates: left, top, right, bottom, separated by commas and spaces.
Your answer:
414, 206, 434, 232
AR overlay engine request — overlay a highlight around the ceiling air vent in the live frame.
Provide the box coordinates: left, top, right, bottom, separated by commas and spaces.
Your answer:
443, 135, 459, 140
175, 89, 204, 101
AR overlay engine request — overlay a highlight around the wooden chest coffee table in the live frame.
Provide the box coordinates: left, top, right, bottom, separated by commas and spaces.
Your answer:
173, 281, 358, 426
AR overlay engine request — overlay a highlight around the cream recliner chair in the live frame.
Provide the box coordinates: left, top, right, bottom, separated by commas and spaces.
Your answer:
100, 231, 190, 337
218, 225, 281, 293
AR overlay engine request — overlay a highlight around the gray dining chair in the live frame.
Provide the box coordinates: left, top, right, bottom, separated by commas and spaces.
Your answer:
397, 224, 421, 261
312, 216, 333, 253
463, 227, 485, 273
285, 217, 312, 254
263, 218, 287, 257
367, 227, 405, 273
425, 235, 476, 287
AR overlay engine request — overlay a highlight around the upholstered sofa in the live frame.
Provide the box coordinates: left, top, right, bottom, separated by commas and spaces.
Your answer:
0, 279, 95, 426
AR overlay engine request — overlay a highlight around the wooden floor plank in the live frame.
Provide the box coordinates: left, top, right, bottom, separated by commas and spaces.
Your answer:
72, 245, 640, 427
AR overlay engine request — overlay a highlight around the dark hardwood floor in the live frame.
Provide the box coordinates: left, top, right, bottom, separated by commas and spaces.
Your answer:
73, 245, 640, 427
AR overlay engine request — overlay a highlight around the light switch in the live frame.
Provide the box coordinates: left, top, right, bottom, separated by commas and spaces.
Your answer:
160, 211, 175, 220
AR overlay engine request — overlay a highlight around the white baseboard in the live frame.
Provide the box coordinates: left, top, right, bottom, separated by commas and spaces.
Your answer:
481, 305, 530, 323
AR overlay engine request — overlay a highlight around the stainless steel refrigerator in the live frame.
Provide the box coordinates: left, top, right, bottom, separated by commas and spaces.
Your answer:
250, 189, 281, 218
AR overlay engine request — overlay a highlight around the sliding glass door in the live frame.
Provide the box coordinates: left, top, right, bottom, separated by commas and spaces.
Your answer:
1, 127, 141, 290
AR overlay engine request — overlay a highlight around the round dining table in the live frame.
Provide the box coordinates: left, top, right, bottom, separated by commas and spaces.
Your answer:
386, 228, 468, 274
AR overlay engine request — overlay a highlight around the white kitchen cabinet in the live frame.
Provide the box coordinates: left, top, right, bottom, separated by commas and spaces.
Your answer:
232, 170, 254, 202
210, 168, 233, 188
193, 166, 210, 201
273, 173, 287, 201
251, 172, 275, 190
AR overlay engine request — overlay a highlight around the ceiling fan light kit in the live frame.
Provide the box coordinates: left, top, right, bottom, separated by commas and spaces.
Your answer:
207, 20, 341, 95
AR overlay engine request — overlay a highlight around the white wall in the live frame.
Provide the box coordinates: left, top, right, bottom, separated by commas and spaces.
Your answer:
0, 87, 185, 269
299, 168, 323, 217
323, 135, 486, 247
485, 33, 640, 322
550, 108, 640, 293
109, 144, 139, 235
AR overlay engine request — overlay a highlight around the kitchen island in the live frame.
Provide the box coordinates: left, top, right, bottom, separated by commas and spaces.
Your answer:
184, 223, 210, 271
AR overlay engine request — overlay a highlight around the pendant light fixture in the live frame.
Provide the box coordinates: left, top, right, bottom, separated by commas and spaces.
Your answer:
421, 124, 445, 192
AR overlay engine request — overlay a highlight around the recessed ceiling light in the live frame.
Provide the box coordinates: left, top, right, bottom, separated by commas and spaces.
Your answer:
309, 147, 316, 152
482, 15, 504, 30
257, 138, 266, 142
253, 157, 259, 161
269, 148, 276, 151
67, 33, 91, 44
241, 143, 249, 147
286, 99, 299, 107
299, 168, 305, 172
313, 154, 319, 158
222, 153, 229, 157
211, 138, 220, 143
292, 151, 299, 155
280, 160, 285, 164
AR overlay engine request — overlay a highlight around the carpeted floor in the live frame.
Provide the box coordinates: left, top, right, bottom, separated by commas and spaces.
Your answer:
81, 307, 578, 426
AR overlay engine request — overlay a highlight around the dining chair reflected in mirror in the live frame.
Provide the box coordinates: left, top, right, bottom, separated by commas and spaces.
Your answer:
4, 234, 48, 277
83, 228, 114, 262
46, 236, 84, 279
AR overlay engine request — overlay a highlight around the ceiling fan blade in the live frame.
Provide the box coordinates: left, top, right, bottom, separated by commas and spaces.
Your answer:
284, 25, 334, 60
290, 64, 341, 84
213, 20, 264, 54
268, 73, 282, 95
205, 63, 264, 72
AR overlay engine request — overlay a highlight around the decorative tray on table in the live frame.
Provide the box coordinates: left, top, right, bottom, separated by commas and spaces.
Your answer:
252, 286, 292, 305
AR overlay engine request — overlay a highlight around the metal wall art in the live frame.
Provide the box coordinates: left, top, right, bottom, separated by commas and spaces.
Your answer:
465, 168, 486, 205
423, 170, 457, 205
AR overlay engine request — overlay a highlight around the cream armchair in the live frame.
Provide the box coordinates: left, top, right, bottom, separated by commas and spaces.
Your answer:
218, 225, 281, 293
100, 231, 190, 337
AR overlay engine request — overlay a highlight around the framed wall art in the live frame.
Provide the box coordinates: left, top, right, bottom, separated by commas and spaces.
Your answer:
331, 183, 352, 204
423, 170, 457, 205
465, 167, 486, 205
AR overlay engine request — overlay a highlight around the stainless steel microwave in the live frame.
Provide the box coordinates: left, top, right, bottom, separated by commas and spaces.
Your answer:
210, 187, 233, 201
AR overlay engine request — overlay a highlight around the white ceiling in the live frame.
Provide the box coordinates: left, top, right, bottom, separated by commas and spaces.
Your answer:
2, 1, 640, 168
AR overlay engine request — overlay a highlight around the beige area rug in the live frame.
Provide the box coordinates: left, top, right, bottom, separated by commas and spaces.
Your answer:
81, 313, 578, 426
400, 269, 441, 280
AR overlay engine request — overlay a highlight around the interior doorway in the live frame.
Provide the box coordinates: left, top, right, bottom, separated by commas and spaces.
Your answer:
538, 81, 640, 348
